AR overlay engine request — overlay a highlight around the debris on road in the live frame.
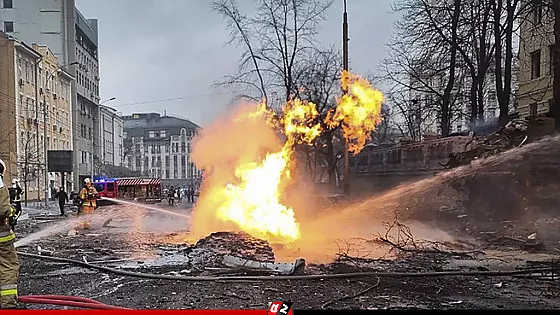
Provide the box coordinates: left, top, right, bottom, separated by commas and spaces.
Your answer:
222, 255, 305, 275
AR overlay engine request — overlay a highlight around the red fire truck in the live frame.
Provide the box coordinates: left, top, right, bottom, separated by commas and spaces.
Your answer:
94, 177, 163, 206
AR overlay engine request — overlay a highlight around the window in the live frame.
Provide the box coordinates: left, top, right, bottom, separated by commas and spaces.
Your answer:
160, 130, 166, 138
2, 0, 12, 9
529, 103, 538, 117
550, 45, 556, 75
148, 130, 155, 138
4, 21, 14, 33
123, 132, 127, 139
165, 170, 170, 179
531, 50, 541, 79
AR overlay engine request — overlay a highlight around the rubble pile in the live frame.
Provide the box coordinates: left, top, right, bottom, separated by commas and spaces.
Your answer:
186, 232, 276, 267
443, 119, 529, 169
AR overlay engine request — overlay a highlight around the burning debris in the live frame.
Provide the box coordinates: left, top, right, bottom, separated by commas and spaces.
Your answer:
185, 232, 305, 275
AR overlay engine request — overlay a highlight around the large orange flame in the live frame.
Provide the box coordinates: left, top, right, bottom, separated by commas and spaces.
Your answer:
189, 71, 384, 244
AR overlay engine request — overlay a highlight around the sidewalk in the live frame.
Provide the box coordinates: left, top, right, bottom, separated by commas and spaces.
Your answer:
21, 201, 65, 216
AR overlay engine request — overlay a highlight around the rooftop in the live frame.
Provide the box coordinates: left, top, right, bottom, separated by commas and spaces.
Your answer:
122, 113, 199, 140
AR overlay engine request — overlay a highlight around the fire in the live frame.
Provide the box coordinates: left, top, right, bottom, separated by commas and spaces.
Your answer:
216, 147, 299, 242
190, 71, 384, 244
326, 70, 385, 153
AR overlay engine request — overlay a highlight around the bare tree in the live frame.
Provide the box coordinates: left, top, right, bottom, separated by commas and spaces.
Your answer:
491, 0, 525, 125
18, 131, 41, 205
211, 0, 333, 105
382, 0, 464, 137
296, 47, 343, 186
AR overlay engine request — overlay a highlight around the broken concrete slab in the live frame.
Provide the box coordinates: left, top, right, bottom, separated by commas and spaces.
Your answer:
222, 254, 305, 275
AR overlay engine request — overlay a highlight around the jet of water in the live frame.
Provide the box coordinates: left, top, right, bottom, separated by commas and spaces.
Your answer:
14, 199, 191, 248
101, 198, 191, 219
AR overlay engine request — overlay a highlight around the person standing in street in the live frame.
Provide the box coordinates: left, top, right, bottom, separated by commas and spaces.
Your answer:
167, 186, 175, 206
78, 178, 98, 229
55, 187, 69, 216
0, 159, 23, 309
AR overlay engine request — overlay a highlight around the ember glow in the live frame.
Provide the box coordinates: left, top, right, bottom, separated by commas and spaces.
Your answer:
189, 71, 384, 245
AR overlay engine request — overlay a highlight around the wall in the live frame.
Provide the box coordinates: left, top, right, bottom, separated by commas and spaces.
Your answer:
0, 0, 68, 61
349, 136, 474, 195
0, 35, 17, 184
517, 3, 554, 118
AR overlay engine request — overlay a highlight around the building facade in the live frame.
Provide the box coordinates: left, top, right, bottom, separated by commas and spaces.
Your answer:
0, 33, 73, 201
122, 113, 201, 186
517, 2, 555, 118
98, 105, 124, 169
1, 0, 101, 187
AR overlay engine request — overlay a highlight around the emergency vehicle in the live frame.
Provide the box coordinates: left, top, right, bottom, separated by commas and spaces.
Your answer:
93, 176, 163, 206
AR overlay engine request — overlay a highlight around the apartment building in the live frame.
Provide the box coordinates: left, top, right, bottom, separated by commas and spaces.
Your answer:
99, 105, 124, 169
1, 0, 101, 186
122, 113, 201, 186
517, 2, 555, 118
0, 33, 73, 201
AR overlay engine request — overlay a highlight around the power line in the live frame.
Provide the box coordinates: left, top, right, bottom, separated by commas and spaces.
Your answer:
111, 90, 247, 108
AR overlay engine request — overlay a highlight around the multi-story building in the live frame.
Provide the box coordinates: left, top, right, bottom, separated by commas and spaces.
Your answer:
98, 105, 124, 169
517, 2, 555, 118
0, 32, 73, 201
122, 113, 201, 186
1, 0, 101, 187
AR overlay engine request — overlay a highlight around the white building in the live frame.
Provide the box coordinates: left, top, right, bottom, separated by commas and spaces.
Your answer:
122, 113, 201, 186
99, 105, 124, 168
1, 0, 101, 187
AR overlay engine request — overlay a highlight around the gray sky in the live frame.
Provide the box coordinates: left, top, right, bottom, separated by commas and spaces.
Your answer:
75, 0, 398, 127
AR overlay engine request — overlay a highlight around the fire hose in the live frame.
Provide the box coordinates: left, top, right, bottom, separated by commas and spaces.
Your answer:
17, 251, 557, 281
18, 295, 132, 310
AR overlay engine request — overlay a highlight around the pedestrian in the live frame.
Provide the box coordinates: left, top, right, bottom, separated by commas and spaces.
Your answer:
0, 158, 24, 309
189, 186, 194, 203
167, 186, 175, 206
55, 186, 69, 216
177, 187, 182, 204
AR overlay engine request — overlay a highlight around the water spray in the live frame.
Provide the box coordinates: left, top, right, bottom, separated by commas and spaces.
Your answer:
100, 198, 191, 219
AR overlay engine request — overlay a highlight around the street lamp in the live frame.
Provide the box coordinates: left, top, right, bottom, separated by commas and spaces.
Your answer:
100, 97, 116, 105
342, 0, 350, 195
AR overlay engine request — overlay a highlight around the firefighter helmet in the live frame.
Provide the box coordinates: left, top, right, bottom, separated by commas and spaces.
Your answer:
84, 178, 91, 184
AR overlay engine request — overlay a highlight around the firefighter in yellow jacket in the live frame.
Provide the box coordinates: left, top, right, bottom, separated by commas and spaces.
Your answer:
0, 158, 22, 309
78, 178, 98, 229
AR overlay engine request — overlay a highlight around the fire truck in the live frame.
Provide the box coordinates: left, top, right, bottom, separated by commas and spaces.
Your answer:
93, 176, 163, 206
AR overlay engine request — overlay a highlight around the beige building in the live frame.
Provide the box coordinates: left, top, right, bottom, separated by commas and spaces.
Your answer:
0, 32, 73, 201
518, 2, 555, 118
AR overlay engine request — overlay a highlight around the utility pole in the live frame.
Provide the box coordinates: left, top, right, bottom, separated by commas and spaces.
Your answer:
34, 58, 41, 202
43, 79, 48, 206
342, 0, 350, 195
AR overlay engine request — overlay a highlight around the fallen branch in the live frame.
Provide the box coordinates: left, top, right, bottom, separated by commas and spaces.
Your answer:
322, 277, 381, 308
17, 251, 558, 282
